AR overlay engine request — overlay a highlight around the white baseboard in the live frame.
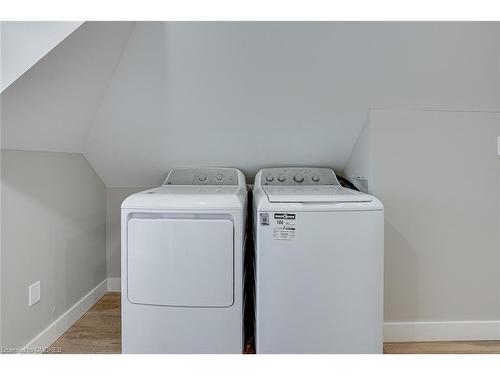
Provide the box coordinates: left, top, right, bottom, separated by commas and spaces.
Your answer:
23, 279, 108, 350
384, 320, 500, 342
22, 277, 500, 349
106, 277, 121, 292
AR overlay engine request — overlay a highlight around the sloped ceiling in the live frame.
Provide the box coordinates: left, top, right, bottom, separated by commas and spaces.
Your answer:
2, 22, 500, 187
1, 21, 134, 153
0, 21, 83, 92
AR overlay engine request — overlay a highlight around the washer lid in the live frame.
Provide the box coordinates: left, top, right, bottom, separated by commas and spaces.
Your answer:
263, 185, 372, 203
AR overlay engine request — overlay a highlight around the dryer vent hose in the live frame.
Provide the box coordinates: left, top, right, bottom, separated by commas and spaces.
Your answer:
337, 175, 359, 191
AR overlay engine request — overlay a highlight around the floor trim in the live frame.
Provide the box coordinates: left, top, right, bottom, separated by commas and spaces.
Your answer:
24, 278, 500, 349
384, 320, 500, 342
23, 280, 108, 351
107, 277, 121, 292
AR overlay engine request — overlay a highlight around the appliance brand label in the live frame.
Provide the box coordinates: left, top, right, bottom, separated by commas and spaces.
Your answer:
272, 213, 296, 241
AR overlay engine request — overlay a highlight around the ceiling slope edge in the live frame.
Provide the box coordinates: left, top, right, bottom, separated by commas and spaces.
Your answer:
1, 21, 84, 93
1, 21, 135, 155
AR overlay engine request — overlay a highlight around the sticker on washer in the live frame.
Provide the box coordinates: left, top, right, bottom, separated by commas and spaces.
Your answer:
272, 213, 296, 240
259, 213, 270, 226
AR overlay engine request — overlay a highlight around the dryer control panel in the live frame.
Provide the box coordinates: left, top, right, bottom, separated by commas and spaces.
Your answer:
260, 167, 339, 186
164, 168, 239, 186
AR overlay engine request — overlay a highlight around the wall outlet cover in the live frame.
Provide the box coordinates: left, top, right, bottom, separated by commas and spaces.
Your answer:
29, 281, 41, 306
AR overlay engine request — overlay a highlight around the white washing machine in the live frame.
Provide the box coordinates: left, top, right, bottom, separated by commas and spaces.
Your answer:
253, 167, 384, 353
121, 167, 247, 353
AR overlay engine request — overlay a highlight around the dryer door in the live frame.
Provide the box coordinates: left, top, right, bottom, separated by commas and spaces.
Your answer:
127, 217, 234, 307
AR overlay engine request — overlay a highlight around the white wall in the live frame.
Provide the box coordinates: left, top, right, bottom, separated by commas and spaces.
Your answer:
345, 110, 500, 341
106, 187, 146, 279
94, 22, 500, 305
1, 22, 500, 345
1, 22, 499, 187
0, 150, 106, 348
83, 21, 500, 187
0, 21, 82, 92
1, 22, 133, 153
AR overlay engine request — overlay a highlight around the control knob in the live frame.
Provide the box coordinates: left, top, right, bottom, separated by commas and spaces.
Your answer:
293, 174, 304, 183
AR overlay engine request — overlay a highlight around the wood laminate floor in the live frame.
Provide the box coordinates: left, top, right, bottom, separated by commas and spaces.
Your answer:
49, 292, 121, 354
383, 341, 500, 354
49, 293, 500, 354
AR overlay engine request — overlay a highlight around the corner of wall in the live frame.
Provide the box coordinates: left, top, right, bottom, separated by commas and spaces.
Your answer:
342, 112, 373, 193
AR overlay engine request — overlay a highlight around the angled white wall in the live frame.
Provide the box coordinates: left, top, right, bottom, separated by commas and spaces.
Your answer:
1, 21, 500, 345
85, 22, 500, 187
1, 22, 499, 186
0, 21, 83, 92
1, 22, 133, 153
345, 110, 500, 341
1, 150, 106, 348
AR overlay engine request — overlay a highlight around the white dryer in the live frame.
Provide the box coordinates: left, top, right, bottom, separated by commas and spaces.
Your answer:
253, 167, 384, 353
121, 168, 247, 353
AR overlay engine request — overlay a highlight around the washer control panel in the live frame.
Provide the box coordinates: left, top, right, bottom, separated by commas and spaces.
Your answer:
164, 168, 239, 186
260, 167, 339, 186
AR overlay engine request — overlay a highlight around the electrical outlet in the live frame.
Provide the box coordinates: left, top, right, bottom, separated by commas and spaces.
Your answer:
29, 281, 41, 306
